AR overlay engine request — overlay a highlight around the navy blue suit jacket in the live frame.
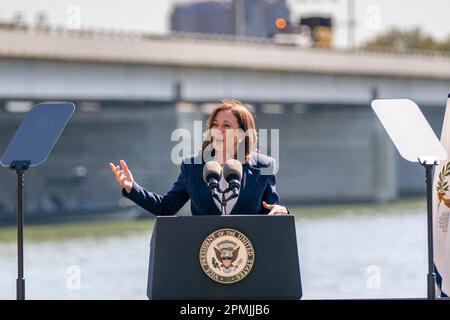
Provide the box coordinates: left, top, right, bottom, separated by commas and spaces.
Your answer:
121, 152, 281, 216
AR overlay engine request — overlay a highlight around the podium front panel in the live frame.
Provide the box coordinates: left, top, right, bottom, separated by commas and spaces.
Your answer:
147, 215, 302, 300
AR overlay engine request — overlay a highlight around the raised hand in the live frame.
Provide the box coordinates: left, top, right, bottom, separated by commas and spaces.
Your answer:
109, 160, 134, 193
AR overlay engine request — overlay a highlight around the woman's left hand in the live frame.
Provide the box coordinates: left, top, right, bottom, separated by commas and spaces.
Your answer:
262, 201, 289, 215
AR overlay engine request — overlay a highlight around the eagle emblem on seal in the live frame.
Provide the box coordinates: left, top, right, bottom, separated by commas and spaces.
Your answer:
199, 228, 255, 284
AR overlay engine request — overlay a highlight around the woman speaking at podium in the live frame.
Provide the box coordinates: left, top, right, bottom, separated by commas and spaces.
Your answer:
109, 100, 288, 216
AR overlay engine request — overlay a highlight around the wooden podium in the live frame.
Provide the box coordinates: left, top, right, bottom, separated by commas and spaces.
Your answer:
147, 215, 302, 300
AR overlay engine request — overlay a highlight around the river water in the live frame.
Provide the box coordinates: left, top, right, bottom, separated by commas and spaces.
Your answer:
0, 208, 427, 299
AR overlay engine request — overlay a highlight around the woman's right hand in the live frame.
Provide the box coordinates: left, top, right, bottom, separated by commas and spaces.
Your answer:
109, 160, 134, 193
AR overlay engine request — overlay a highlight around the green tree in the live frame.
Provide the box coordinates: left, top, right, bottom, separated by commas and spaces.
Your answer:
438, 35, 450, 52
364, 26, 450, 53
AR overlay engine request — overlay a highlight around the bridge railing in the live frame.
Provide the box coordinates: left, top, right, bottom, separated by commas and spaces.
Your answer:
0, 20, 449, 60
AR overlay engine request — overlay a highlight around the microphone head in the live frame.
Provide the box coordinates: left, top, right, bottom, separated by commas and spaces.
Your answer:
203, 161, 222, 183
223, 159, 243, 182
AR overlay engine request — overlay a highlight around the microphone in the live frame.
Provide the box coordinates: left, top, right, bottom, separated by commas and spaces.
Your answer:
223, 159, 243, 196
203, 161, 222, 196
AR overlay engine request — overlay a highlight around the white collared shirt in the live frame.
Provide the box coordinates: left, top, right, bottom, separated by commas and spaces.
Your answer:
213, 175, 239, 215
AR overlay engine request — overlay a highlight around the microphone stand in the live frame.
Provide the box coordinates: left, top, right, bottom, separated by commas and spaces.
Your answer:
213, 188, 239, 215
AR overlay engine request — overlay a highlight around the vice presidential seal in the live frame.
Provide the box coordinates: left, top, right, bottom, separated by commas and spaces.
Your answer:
199, 228, 255, 284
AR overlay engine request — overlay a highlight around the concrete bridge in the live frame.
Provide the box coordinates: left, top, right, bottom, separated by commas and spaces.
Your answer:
0, 26, 449, 219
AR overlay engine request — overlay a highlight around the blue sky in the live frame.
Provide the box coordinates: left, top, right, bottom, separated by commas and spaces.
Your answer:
0, 0, 449, 48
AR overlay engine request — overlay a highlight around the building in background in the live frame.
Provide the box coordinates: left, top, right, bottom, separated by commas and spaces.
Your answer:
170, 1, 234, 35
170, 0, 333, 47
170, 0, 291, 38
265, 0, 290, 37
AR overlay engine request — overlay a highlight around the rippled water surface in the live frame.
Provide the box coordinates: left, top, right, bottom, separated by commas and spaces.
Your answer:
0, 208, 428, 299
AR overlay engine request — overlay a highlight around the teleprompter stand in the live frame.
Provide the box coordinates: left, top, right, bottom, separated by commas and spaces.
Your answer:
0, 102, 75, 300
372, 99, 447, 299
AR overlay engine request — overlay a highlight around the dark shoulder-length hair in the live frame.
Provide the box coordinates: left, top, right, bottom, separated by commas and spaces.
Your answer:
201, 100, 258, 163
